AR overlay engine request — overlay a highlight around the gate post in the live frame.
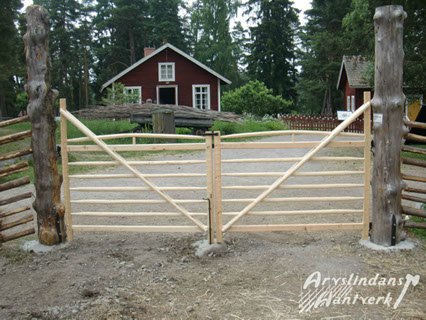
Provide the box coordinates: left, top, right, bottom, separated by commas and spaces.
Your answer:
371, 5, 406, 246
205, 132, 214, 244
60, 99, 73, 241
213, 132, 223, 243
362, 92, 371, 240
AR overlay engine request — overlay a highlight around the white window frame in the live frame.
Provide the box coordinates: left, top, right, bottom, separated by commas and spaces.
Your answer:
124, 86, 142, 104
158, 62, 175, 82
156, 85, 178, 105
192, 84, 210, 110
351, 95, 355, 112
346, 96, 351, 112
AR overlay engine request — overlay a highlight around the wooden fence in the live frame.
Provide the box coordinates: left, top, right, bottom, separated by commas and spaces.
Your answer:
281, 114, 364, 133
401, 119, 426, 229
0, 116, 35, 246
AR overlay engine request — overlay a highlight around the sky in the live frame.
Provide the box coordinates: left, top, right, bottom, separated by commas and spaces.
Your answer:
22, 0, 312, 25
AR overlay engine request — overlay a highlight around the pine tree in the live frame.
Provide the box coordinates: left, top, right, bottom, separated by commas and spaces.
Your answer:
0, 0, 23, 117
246, 0, 299, 103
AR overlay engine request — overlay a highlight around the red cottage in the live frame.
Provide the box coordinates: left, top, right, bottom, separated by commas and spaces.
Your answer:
337, 56, 372, 111
100, 43, 231, 111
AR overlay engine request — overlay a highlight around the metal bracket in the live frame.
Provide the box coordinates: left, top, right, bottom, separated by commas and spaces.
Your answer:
204, 197, 213, 244
202, 132, 219, 136
391, 215, 397, 246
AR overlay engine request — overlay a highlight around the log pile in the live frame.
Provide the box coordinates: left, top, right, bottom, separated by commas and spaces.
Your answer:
75, 103, 243, 123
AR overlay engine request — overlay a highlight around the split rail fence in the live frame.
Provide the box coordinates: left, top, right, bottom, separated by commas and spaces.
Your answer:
61, 93, 372, 243
0, 116, 35, 246
401, 119, 426, 229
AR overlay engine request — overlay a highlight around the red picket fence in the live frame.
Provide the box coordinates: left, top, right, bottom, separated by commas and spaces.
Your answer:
280, 114, 364, 133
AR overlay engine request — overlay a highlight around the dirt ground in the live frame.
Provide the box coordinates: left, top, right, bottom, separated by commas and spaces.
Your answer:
0, 133, 425, 320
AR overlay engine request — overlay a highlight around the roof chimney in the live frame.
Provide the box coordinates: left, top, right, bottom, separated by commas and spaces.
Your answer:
144, 47, 155, 57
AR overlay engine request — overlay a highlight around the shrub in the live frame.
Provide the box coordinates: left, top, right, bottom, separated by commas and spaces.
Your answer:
102, 82, 140, 105
221, 81, 291, 117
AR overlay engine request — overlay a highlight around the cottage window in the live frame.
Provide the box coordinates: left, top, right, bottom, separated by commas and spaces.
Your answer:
124, 86, 142, 104
159, 63, 175, 81
192, 85, 210, 110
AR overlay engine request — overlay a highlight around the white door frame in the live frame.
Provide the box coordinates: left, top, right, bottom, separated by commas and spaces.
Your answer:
156, 85, 178, 105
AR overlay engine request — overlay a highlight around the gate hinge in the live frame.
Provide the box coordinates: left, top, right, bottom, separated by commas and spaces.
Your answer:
391, 215, 397, 246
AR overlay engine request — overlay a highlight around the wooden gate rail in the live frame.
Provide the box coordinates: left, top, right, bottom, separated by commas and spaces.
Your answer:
214, 93, 372, 241
0, 115, 35, 246
60, 99, 212, 242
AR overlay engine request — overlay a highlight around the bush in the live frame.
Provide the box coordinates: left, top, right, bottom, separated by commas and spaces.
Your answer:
102, 82, 140, 105
221, 81, 291, 117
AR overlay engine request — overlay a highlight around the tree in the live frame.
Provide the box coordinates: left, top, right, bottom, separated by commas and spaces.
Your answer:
246, 0, 299, 103
0, 0, 23, 118
190, 0, 242, 87
297, 0, 351, 114
221, 80, 291, 117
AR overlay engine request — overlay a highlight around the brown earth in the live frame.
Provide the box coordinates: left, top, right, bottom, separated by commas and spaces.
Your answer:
0, 134, 425, 320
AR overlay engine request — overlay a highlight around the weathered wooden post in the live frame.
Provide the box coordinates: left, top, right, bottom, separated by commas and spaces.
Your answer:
152, 110, 176, 143
24, 6, 67, 245
371, 5, 407, 246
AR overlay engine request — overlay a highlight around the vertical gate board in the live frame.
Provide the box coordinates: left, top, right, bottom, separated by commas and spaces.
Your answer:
214, 133, 223, 243
205, 133, 214, 243
362, 92, 372, 239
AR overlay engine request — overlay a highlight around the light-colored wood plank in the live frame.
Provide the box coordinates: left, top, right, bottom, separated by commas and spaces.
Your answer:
71, 199, 207, 204
222, 183, 364, 190
362, 92, 371, 240
72, 225, 201, 232
222, 101, 371, 232
221, 140, 365, 150
222, 209, 363, 216
221, 130, 364, 139
68, 160, 206, 166
222, 156, 364, 163
214, 132, 223, 243
67, 143, 206, 152
72, 212, 207, 217
68, 132, 206, 142
60, 99, 73, 241
205, 133, 214, 243
221, 196, 363, 203
69, 173, 206, 179
222, 171, 363, 177
227, 223, 364, 232
70, 186, 207, 192
61, 109, 207, 231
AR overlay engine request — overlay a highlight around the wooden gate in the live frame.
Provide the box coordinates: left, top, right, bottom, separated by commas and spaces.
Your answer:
60, 100, 214, 242
213, 94, 372, 243
61, 95, 372, 244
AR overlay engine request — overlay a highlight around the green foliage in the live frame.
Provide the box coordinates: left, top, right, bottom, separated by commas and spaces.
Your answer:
102, 82, 140, 105
212, 119, 286, 135
246, 0, 299, 103
221, 81, 291, 117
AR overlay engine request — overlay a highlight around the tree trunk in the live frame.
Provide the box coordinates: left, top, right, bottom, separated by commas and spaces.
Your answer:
24, 5, 67, 245
129, 24, 135, 65
370, 5, 407, 246
84, 37, 89, 107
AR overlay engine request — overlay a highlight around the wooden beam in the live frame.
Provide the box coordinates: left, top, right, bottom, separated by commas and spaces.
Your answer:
404, 222, 426, 229
0, 115, 29, 128
0, 130, 31, 146
404, 133, 426, 144
0, 167, 29, 179
221, 196, 363, 203
0, 206, 31, 219
0, 214, 33, 231
401, 194, 426, 203
222, 171, 363, 177
72, 225, 201, 232
227, 223, 364, 232
0, 227, 35, 243
222, 209, 363, 216
222, 183, 364, 190
0, 161, 28, 175
222, 156, 364, 163
362, 92, 372, 240
402, 174, 426, 183
402, 146, 426, 156
71, 199, 207, 204
0, 148, 32, 162
404, 119, 426, 130
402, 206, 426, 218
221, 130, 364, 139
69, 173, 206, 179
67, 143, 205, 152
0, 176, 30, 192
0, 192, 32, 206
214, 132, 223, 243
68, 160, 206, 166
220, 140, 365, 150
403, 187, 426, 194
68, 132, 206, 143
402, 157, 426, 168
72, 211, 206, 217
70, 186, 206, 192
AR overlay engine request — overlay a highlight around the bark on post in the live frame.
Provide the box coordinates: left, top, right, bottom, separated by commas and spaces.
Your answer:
371, 5, 407, 246
24, 5, 66, 245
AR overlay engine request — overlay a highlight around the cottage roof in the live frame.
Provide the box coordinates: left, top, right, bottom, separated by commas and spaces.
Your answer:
336, 56, 371, 90
100, 43, 232, 92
